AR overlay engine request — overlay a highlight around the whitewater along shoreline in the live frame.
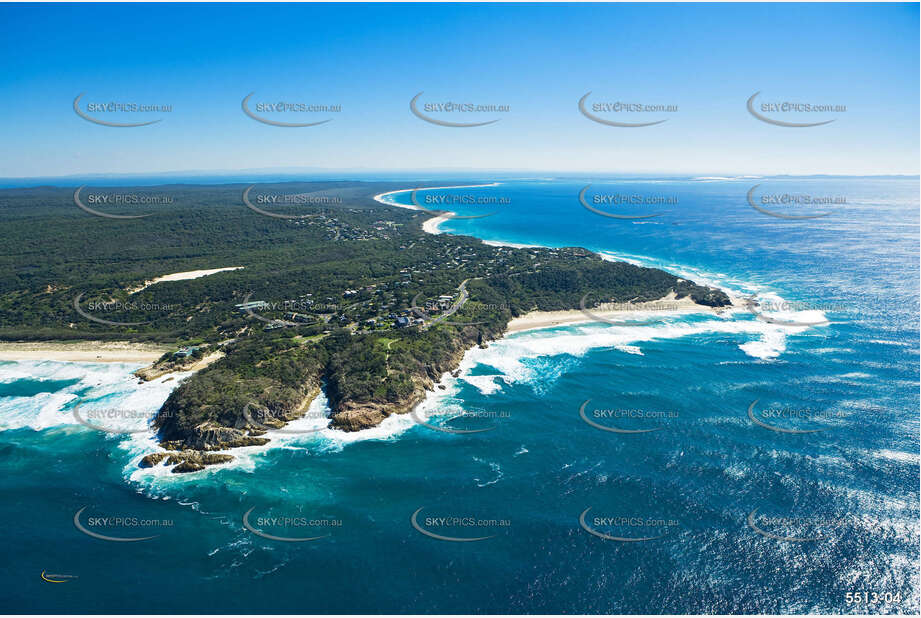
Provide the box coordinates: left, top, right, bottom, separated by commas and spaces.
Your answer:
142, 291, 733, 473
376, 184, 744, 330
128, 184, 742, 473
372, 182, 501, 235
10, 184, 737, 474
505, 291, 743, 334
371, 182, 501, 206
140, 284, 735, 474
0, 340, 171, 363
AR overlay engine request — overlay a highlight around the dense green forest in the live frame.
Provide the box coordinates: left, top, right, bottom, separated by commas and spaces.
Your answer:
0, 180, 730, 472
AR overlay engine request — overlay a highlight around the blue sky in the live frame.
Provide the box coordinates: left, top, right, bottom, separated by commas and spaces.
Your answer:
0, 2, 917, 178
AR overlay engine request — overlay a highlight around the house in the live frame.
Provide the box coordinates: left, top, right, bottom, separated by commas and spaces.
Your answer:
173, 346, 200, 358
395, 317, 410, 328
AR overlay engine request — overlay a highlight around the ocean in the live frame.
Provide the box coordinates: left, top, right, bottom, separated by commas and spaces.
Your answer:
1, 177, 917, 613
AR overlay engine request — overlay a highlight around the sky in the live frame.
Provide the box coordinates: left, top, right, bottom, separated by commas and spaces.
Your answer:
0, 2, 917, 179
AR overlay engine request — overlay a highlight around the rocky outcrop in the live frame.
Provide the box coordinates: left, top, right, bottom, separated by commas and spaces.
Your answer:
329, 384, 427, 432
673, 281, 731, 307
327, 339, 470, 432
166, 450, 234, 469
147, 423, 267, 472
144, 258, 733, 450
138, 453, 168, 468
165, 423, 270, 451
138, 449, 235, 474
687, 287, 731, 307
134, 351, 224, 382
172, 461, 206, 473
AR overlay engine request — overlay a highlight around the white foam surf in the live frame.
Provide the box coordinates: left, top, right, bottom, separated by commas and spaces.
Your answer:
372, 182, 502, 208
127, 372, 470, 485
0, 360, 189, 433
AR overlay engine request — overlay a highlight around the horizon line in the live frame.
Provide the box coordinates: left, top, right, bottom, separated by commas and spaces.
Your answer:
2, 167, 918, 184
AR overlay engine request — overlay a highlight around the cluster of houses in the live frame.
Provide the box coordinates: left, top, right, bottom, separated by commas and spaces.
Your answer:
234, 287, 457, 332
290, 214, 399, 242
284, 312, 314, 323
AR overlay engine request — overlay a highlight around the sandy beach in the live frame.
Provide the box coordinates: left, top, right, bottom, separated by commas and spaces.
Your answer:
482, 239, 540, 249
128, 267, 244, 293
0, 341, 172, 363
505, 292, 743, 334
421, 214, 450, 234
375, 182, 745, 331
373, 182, 502, 236
372, 182, 500, 207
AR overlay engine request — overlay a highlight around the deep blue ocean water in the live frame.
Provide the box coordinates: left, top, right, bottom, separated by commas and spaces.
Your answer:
1, 177, 917, 613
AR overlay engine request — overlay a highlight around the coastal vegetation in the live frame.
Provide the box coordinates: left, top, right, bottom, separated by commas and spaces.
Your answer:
0, 181, 730, 472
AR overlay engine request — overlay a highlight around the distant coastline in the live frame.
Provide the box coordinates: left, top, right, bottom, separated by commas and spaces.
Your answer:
2, 173, 916, 191
372, 182, 501, 235
0, 179, 735, 469
374, 181, 742, 336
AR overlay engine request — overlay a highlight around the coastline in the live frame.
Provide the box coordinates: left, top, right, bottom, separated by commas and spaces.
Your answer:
371, 182, 501, 207
482, 239, 540, 249
374, 180, 747, 335
373, 182, 502, 235
422, 214, 450, 234
504, 291, 743, 335
31, 180, 764, 473
22, 181, 744, 458
0, 341, 171, 363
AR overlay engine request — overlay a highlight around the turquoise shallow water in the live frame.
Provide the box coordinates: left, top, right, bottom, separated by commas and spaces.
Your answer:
1, 177, 918, 613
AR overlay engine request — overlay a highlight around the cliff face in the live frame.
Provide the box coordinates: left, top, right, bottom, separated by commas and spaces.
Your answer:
143, 256, 730, 472
328, 388, 425, 432
327, 339, 474, 432
147, 339, 327, 472
145, 328, 483, 471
